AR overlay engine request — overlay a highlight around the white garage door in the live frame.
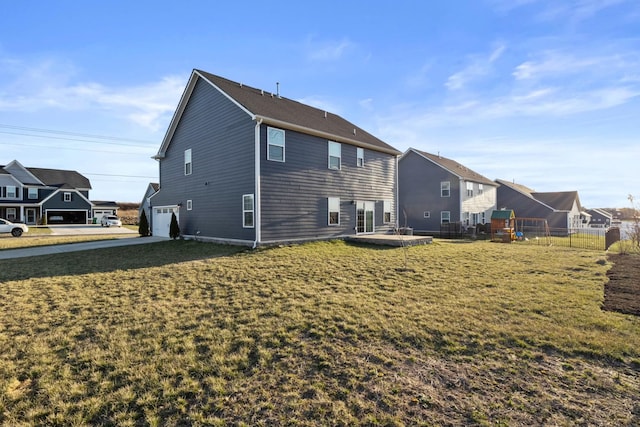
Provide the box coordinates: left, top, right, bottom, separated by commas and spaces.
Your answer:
152, 206, 179, 238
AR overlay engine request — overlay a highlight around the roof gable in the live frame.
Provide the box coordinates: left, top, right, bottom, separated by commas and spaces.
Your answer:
3, 160, 44, 185
156, 69, 400, 158
407, 148, 495, 186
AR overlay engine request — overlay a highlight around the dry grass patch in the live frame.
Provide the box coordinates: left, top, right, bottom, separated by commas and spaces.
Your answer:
0, 240, 638, 425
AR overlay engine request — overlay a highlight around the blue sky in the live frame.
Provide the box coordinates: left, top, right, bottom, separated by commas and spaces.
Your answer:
1, 0, 639, 208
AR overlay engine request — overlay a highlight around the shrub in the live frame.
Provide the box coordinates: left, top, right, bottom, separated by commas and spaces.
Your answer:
169, 212, 180, 239
138, 210, 150, 237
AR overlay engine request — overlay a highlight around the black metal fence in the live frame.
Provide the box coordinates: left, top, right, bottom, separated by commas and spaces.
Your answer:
513, 226, 620, 251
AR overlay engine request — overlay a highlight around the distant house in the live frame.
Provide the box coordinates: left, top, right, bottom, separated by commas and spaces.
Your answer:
0, 160, 96, 225
586, 208, 612, 228
495, 179, 586, 231
139, 182, 159, 222
398, 148, 497, 234
150, 69, 401, 245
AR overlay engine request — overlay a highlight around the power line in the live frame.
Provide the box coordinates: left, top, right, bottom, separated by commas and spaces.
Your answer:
0, 123, 157, 144
0, 130, 156, 148
0, 141, 152, 154
84, 173, 156, 178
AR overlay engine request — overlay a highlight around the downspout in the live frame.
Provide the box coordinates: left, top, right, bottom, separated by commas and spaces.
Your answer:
253, 118, 263, 249
459, 177, 464, 224
395, 155, 399, 230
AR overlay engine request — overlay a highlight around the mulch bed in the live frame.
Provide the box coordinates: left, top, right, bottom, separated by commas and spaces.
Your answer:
603, 253, 640, 316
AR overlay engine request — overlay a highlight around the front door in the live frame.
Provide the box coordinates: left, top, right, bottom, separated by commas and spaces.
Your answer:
356, 201, 375, 234
26, 208, 36, 225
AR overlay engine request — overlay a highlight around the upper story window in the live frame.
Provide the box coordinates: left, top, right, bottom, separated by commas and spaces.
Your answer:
383, 200, 391, 223
478, 184, 484, 195
356, 147, 364, 167
328, 141, 341, 170
466, 182, 473, 197
64, 192, 72, 202
184, 149, 192, 176
267, 127, 285, 162
243, 194, 254, 228
441, 181, 450, 197
328, 197, 340, 225
28, 188, 38, 199
6, 186, 17, 199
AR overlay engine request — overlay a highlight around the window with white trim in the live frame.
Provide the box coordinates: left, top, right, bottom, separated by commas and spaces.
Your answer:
28, 188, 38, 199
328, 141, 341, 170
328, 197, 340, 225
478, 184, 484, 195
6, 186, 16, 199
466, 182, 473, 197
441, 211, 451, 224
441, 181, 450, 197
383, 200, 391, 223
7, 208, 16, 220
481, 212, 486, 223
187, 200, 193, 211
184, 149, 192, 176
424, 211, 431, 218
267, 127, 285, 162
243, 194, 254, 228
64, 192, 72, 202
356, 147, 364, 167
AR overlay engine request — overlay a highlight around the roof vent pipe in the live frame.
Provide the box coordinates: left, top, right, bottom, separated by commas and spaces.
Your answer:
353, 128, 356, 135
276, 82, 280, 98
324, 111, 327, 118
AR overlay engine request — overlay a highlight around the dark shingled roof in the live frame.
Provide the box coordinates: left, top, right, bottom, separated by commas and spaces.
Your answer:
196, 70, 400, 155
410, 149, 495, 186
495, 179, 536, 197
27, 167, 91, 189
532, 191, 581, 211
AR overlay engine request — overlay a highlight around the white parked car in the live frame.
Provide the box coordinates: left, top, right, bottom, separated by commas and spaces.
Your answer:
100, 215, 122, 227
0, 218, 28, 237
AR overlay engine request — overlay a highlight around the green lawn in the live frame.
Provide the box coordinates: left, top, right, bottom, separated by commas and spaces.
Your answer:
0, 240, 638, 426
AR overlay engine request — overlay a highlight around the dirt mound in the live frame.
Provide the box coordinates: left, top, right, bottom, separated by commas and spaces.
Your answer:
604, 253, 640, 316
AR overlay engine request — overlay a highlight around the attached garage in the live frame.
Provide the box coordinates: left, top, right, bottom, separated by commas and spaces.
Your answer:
46, 210, 88, 224
152, 206, 179, 238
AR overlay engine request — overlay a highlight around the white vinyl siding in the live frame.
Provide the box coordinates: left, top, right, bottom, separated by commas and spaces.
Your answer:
441, 181, 450, 197
267, 127, 285, 162
243, 194, 254, 228
328, 141, 341, 170
328, 197, 340, 225
184, 149, 192, 175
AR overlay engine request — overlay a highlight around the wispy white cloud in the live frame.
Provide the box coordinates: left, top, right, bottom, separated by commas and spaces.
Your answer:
0, 56, 184, 131
490, 0, 633, 23
445, 43, 506, 90
306, 37, 355, 62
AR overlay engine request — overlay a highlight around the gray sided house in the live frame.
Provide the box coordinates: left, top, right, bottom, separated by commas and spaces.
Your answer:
139, 182, 159, 222
151, 69, 401, 245
0, 160, 93, 225
586, 208, 612, 228
398, 148, 497, 234
495, 179, 586, 230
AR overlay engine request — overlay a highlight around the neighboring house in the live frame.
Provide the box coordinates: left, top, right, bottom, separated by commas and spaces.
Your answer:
586, 208, 613, 228
150, 69, 401, 245
398, 148, 497, 234
91, 201, 119, 223
0, 160, 95, 225
139, 182, 159, 222
495, 179, 586, 231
